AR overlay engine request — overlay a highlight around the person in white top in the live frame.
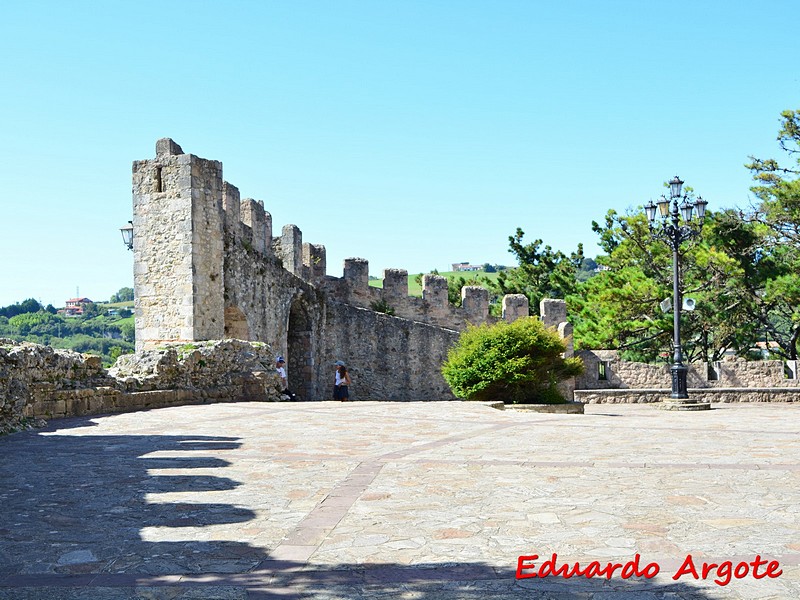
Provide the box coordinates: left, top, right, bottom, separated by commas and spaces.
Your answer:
276, 356, 287, 388
333, 360, 352, 401
276, 356, 297, 400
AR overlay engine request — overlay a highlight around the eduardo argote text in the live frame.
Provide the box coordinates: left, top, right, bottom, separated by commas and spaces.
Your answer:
516, 553, 782, 587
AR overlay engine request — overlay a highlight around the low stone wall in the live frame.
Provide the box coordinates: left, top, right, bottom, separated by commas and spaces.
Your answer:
576, 350, 800, 391
575, 388, 800, 404
1, 339, 282, 434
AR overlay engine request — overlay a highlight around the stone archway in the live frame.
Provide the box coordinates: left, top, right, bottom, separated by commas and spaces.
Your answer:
287, 297, 314, 400
224, 306, 250, 340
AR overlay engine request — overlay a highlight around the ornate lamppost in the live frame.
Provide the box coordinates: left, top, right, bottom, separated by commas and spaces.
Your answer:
643, 176, 709, 410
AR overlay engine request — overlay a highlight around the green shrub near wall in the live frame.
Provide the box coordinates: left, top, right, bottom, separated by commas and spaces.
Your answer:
442, 317, 583, 404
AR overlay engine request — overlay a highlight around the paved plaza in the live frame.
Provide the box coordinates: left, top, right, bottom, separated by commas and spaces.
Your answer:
0, 400, 798, 599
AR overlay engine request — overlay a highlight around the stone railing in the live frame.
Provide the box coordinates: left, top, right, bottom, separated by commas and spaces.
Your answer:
575, 388, 800, 404
576, 350, 799, 390
574, 349, 800, 404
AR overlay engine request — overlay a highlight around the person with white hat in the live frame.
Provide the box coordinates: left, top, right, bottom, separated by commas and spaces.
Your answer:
333, 360, 351, 401
276, 356, 297, 401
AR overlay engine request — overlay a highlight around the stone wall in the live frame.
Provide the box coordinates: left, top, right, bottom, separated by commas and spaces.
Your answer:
576, 349, 800, 398
131, 139, 533, 401
575, 388, 800, 404
0, 339, 282, 434
0, 339, 109, 433
322, 301, 459, 401
221, 237, 464, 401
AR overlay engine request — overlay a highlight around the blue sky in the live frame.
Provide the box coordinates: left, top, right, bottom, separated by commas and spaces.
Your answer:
1, 0, 797, 308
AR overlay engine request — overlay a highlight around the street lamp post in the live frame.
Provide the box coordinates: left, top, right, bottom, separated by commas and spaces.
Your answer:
643, 176, 709, 409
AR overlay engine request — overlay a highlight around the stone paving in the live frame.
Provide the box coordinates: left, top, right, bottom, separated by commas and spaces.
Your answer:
0, 400, 798, 599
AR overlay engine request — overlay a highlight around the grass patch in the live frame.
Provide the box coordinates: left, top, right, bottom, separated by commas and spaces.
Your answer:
369, 270, 502, 297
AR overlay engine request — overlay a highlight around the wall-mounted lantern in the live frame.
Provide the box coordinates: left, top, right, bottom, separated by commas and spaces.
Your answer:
120, 221, 133, 251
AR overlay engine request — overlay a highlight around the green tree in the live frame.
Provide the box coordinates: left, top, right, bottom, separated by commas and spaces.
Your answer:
81, 302, 101, 318
8, 311, 61, 336
743, 108, 800, 358
110, 287, 134, 303
576, 257, 598, 282
441, 317, 583, 404
568, 209, 758, 363
0, 298, 43, 318
489, 228, 584, 311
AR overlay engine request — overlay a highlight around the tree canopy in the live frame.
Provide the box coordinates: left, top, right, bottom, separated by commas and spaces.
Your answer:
0, 298, 44, 318
742, 108, 800, 358
110, 287, 134, 303
489, 228, 584, 311
568, 209, 758, 363
565, 108, 800, 362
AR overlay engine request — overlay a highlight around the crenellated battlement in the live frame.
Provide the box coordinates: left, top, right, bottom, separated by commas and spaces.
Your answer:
303, 243, 326, 282
133, 139, 534, 337
131, 139, 539, 400
241, 198, 270, 255
134, 138, 521, 332
313, 257, 525, 330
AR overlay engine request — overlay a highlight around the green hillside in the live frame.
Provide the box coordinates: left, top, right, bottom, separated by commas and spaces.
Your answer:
369, 270, 502, 297
0, 295, 135, 367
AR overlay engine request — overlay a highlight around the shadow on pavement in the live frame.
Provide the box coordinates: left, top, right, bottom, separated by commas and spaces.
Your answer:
0, 417, 732, 599
0, 418, 259, 578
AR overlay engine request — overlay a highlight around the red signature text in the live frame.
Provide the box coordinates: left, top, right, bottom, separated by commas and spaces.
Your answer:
516, 553, 783, 587
516, 553, 659, 580
671, 554, 782, 586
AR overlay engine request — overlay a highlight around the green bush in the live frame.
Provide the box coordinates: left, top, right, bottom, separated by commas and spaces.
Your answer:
370, 299, 395, 315
441, 317, 583, 404
8, 311, 62, 335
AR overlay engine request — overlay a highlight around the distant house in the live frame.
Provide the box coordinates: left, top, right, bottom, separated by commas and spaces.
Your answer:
754, 340, 781, 359
451, 262, 482, 272
61, 297, 93, 317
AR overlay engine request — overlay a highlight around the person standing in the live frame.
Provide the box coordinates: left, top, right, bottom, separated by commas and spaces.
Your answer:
332, 360, 343, 400
276, 356, 297, 400
334, 360, 352, 401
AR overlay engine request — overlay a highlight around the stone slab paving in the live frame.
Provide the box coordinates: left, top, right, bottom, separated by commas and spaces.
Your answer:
0, 400, 798, 599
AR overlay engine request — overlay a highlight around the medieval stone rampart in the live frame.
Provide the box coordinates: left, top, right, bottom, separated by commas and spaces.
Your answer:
131, 139, 533, 401
322, 301, 459, 400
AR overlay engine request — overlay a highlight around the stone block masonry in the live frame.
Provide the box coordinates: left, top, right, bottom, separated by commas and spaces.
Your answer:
132, 141, 224, 350
131, 139, 536, 401
0, 339, 282, 433
575, 349, 800, 403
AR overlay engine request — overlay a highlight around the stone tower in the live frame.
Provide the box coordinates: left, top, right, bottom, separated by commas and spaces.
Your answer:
131, 139, 225, 351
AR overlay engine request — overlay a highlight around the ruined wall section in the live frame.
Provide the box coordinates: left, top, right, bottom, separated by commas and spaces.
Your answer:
222, 234, 328, 401
133, 139, 225, 351
322, 302, 458, 400
1, 339, 280, 433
